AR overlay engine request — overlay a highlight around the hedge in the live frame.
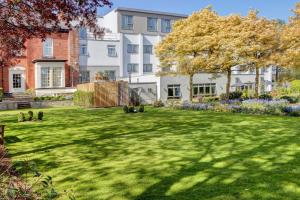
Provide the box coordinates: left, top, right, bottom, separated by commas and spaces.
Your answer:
73, 91, 94, 107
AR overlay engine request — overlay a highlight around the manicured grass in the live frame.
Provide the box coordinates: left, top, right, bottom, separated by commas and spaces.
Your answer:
1, 107, 300, 200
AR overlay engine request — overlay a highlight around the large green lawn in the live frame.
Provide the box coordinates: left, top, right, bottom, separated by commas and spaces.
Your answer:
1, 107, 300, 200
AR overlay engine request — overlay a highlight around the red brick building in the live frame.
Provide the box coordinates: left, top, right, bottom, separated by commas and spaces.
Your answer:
0, 28, 79, 96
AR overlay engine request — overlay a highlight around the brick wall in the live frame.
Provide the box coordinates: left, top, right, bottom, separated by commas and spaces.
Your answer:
1, 31, 79, 93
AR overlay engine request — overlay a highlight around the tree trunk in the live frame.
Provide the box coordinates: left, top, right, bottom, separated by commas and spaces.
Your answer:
226, 69, 232, 100
189, 74, 193, 102
255, 66, 260, 98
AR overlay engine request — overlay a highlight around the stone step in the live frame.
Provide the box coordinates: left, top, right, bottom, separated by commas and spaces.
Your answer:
17, 102, 31, 109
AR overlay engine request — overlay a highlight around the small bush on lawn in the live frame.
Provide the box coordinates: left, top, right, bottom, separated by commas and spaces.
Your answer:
153, 100, 164, 107
18, 112, 25, 122
123, 105, 129, 113
128, 106, 135, 113
28, 111, 34, 121
38, 111, 44, 121
73, 91, 94, 107
139, 105, 145, 112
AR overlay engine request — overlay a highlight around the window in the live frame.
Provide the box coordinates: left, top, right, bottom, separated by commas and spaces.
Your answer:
127, 44, 139, 54
193, 83, 216, 97
41, 67, 50, 88
168, 84, 181, 99
104, 70, 116, 80
13, 74, 21, 88
53, 68, 63, 87
143, 45, 153, 54
127, 64, 139, 73
107, 45, 117, 57
161, 19, 172, 33
147, 17, 158, 32
79, 28, 87, 39
143, 64, 153, 73
122, 15, 133, 30
43, 38, 53, 57
80, 44, 87, 55
41, 67, 63, 88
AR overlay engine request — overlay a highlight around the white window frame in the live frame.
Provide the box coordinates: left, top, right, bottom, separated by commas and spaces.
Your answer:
193, 83, 216, 97
147, 17, 158, 32
122, 15, 133, 30
40, 66, 64, 88
107, 45, 117, 57
168, 84, 181, 99
43, 38, 53, 58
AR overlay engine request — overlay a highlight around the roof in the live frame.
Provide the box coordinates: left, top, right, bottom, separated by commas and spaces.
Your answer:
113, 7, 188, 18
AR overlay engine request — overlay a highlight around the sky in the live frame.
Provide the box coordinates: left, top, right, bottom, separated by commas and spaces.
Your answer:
98, 0, 299, 21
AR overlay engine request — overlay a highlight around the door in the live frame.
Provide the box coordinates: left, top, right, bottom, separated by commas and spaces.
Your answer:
9, 67, 26, 93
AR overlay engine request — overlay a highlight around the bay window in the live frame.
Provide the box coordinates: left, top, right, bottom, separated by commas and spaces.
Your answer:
40, 67, 63, 88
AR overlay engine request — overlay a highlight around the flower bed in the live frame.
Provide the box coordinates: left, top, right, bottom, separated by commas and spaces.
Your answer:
167, 99, 300, 116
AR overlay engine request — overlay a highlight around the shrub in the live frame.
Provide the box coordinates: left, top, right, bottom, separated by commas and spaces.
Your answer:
153, 100, 164, 107
0, 88, 3, 102
220, 91, 243, 100
28, 111, 34, 121
280, 95, 299, 104
259, 93, 273, 101
291, 80, 300, 93
38, 111, 44, 121
128, 106, 135, 113
123, 105, 129, 113
202, 96, 220, 103
18, 112, 25, 122
73, 91, 94, 107
138, 105, 145, 112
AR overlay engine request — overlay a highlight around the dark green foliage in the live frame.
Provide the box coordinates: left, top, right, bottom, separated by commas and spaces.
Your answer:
34, 95, 67, 101
280, 95, 299, 103
123, 105, 129, 113
28, 111, 34, 121
38, 111, 44, 121
128, 106, 135, 113
18, 112, 25, 122
153, 100, 164, 107
259, 93, 273, 100
220, 91, 243, 100
138, 105, 145, 112
73, 91, 94, 107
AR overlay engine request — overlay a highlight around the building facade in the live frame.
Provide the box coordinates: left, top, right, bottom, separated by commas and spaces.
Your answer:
79, 7, 275, 103
0, 29, 79, 96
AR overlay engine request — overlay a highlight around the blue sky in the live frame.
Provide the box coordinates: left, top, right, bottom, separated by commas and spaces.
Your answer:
98, 0, 299, 21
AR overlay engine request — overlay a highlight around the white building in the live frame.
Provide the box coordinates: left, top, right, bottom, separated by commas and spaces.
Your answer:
79, 7, 274, 103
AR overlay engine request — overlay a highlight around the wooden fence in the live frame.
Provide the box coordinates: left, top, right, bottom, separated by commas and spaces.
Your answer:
77, 81, 128, 108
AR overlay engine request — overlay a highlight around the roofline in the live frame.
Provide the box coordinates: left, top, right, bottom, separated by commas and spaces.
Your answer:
113, 7, 188, 18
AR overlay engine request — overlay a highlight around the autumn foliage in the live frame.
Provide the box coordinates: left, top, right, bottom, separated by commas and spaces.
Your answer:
156, 4, 300, 100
